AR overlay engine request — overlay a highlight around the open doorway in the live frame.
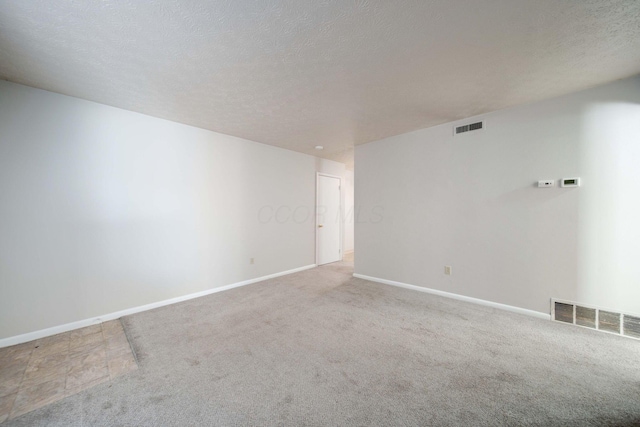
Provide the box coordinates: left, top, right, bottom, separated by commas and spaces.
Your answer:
316, 173, 342, 265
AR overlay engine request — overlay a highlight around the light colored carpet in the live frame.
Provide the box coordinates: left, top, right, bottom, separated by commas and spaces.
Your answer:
6, 259, 640, 426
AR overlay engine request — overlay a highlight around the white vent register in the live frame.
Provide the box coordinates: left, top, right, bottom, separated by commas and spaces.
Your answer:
454, 121, 484, 135
552, 298, 640, 340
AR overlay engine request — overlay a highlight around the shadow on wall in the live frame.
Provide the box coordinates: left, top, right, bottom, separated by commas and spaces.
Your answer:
576, 102, 640, 314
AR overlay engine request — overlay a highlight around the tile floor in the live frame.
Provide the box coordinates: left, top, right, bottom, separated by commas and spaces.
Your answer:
0, 320, 137, 423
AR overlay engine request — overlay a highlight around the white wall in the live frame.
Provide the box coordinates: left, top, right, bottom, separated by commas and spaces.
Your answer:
344, 170, 355, 253
0, 81, 345, 340
355, 76, 640, 315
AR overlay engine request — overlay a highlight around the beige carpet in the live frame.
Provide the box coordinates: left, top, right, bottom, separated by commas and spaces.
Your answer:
5, 258, 640, 426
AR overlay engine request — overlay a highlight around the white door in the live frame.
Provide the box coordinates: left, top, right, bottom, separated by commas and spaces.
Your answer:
317, 174, 342, 265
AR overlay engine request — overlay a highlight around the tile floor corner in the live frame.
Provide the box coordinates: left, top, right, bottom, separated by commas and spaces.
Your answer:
0, 320, 137, 423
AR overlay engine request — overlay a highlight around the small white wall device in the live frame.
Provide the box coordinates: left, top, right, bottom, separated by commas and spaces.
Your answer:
561, 177, 581, 187
537, 180, 555, 188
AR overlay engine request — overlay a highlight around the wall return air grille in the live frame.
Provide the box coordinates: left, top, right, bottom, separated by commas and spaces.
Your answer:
552, 298, 640, 340
454, 121, 484, 136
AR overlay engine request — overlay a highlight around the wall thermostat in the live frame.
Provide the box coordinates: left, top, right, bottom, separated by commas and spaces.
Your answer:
561, 178, 581, 187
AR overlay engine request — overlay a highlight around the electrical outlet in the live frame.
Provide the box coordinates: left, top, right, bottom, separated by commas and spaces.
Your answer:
444, 266, 452, 275
250, 258, 254, 265
561, 177, 581, 187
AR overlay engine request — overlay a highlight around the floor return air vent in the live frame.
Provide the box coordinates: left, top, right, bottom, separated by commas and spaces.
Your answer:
551, 298, 640, 340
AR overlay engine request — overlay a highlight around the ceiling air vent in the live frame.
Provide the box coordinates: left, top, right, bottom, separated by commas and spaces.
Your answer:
454, 121, 484, 136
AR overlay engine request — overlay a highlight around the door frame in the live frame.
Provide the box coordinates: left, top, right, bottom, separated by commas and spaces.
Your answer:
315, 172, 343, 266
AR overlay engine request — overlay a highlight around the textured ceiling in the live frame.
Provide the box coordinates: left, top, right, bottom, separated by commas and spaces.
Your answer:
1, 1, 640, 169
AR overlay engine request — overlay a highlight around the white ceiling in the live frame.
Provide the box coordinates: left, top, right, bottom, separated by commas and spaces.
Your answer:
1, 1, 639, 169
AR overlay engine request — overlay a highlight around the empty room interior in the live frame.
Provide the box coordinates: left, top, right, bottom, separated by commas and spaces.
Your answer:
1, 1, 640, 426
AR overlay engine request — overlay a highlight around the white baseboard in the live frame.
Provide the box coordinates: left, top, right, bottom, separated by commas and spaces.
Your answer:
353, 273, 550, 320
0, 264, 316, 348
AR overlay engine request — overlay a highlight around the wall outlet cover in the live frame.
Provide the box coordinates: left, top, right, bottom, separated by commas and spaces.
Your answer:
561, 178, 581, 187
